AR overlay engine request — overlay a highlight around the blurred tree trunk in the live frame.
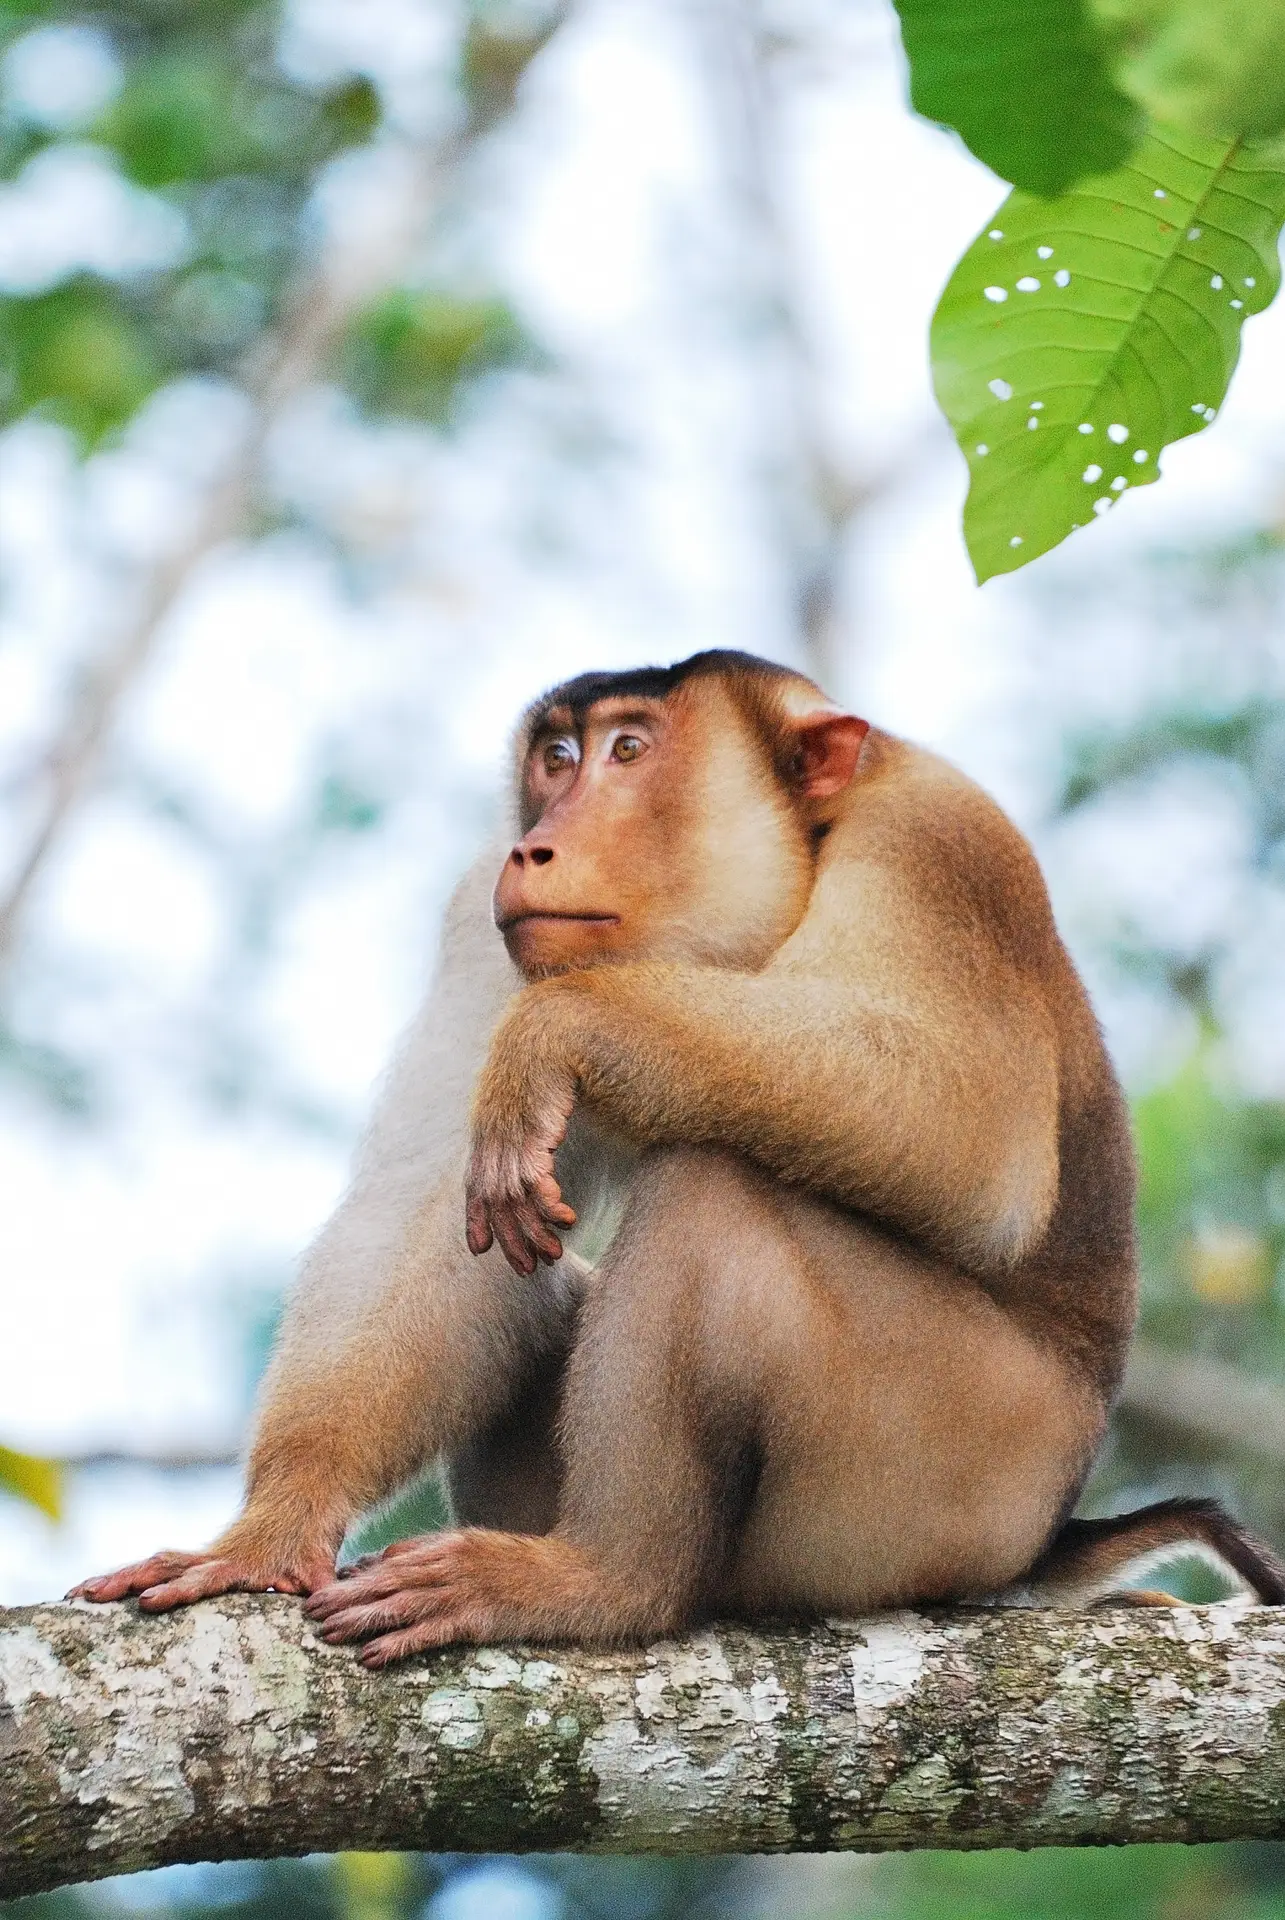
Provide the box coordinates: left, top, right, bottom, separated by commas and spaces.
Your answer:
5, 1594, 1285, 1896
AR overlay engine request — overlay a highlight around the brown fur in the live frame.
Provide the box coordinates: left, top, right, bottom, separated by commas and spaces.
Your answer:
70, 650, 1278, 1655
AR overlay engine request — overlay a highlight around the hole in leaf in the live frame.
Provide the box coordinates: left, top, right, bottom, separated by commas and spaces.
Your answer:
1187, 227, 1201, 240
1204, 406, 1217, 421
1231, 299, 1243, 309
1191, 402, 1206, 412
984, 286, 1008, 303
1029, 400, 1044, 410
1133, 449, 1148, 463
989, 378, 1013, 400
1083, 464, 1103, 482
1107, 423, 1129, 443
1078, 423, 1093, 434
1016, 276, 1040, 292
1246, 276, 1256, 288
1054, 269, 1071, 287
1009, 535, 1023, 546
1211, 274, 1224, 290
1093, 498, 1112, 515
989, 229, 1004, 240
975, 444, 989, 456
1111, 476, 1127, 491
1154, 188, 1166, 199
1037, 246, 1054, 259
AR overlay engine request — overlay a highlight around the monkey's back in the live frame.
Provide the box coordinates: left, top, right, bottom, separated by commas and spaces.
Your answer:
835, 732, 1138, 1401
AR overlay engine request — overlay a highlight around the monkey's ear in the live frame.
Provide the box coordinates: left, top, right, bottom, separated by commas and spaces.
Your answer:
793, 713, 870, 799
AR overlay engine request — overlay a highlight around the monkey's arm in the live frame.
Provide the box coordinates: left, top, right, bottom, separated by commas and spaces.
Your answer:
72, 845, 537, 1609
467, 851, 1061, 1277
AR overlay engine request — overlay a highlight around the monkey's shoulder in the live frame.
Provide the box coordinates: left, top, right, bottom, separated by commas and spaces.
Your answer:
833, 730, 1059, 966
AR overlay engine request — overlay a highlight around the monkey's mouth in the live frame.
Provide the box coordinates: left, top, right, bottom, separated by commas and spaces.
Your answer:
498, 911, 620, 933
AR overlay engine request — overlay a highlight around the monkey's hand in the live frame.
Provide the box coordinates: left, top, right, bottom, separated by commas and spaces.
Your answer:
465, 1024, 578, 1275
67, 1525, 336, 1612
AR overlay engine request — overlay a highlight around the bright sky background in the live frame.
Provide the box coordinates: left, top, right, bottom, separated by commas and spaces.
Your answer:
3, 0, 1285, 1602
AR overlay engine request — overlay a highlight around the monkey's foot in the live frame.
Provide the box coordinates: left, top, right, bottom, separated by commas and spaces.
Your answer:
67, 1542, 336, 1611
305, 1528, 608, 1666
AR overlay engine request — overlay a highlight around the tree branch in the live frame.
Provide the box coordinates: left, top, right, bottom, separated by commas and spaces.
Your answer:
5, 1595, 1285, 1896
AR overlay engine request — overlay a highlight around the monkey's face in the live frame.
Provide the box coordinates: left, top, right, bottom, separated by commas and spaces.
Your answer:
495, 679, 817, 977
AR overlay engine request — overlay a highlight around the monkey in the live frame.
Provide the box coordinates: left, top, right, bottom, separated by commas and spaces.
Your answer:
71, 648, 1285, 1662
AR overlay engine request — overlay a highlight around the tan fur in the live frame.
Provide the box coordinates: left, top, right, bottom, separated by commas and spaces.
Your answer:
72, 649, 1177, 1653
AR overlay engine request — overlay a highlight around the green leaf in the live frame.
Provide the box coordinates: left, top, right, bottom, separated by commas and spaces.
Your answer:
339, 290, 534, 428
96, 55, 379, 189
892, 0, 1140, 196
0, 276, 169, 446
931, 128, 1285, 583
0, 1444, 62, 1520
1095, 0, 1285, 142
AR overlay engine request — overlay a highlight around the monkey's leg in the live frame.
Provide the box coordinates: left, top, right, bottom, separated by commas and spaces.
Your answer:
307, 1150, 768, 1661
445, 1310, 575, 1536
308, 1148, 1101, 1660
72, 1181, 582, 1611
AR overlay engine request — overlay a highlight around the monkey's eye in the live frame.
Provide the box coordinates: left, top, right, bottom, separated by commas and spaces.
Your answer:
542, 738, 579, 776
611, 734, 646, 763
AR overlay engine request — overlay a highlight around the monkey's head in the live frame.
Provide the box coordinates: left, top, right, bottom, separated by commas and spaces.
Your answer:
495, 650, 869, 977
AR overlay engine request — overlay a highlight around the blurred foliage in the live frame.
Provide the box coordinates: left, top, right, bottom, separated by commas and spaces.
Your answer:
1132, 1045, 1285, 1343
13, 1841, 1285, 1919
1058, 696, 1285, 862
0, 0, 540, 447
0, 1442, 61, 1518
458, 8, 567, 136
1034, 528, 1285, 1584
0, 275, 168, 444
1093, 0, 1285, 142
1057, 686, 1285, 1371
346, 1466, 450, 1562
341, 290, 534, 429
0, 1020, 94, 1114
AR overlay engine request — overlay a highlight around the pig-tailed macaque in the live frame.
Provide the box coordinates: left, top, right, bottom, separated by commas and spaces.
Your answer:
73, 650, 1285, 1661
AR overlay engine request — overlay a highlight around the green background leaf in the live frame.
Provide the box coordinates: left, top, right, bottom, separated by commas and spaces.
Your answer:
892, 0, 1140, 197
0, 277, 170, 447
339, 291, 535, 428
931, 129, 1285, 582
0, 1443, 62, 1520
1094, 0, 1285, 142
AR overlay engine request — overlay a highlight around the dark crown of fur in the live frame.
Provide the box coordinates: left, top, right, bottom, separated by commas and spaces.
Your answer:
523, 649, 796, 735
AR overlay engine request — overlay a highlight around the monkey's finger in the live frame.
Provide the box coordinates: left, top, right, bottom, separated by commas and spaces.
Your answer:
137, 1559, 242, 1610
320, 1587, 455, 1644
308, 1574, 403, 1617
310, 1555, 445, 1615
508, 1194, 564, 1264
465, 1197, 494, 1256
67, 1552, 201, 1602
532, 1173, 576, 1228
492, 1208, 538, 1276
360, 1620, 466, 1665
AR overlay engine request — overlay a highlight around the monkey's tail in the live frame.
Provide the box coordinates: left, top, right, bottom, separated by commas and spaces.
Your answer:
1017, 1497, 1285, 1608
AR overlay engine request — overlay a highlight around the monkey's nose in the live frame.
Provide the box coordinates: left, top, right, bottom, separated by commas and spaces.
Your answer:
509, 844, 555, 869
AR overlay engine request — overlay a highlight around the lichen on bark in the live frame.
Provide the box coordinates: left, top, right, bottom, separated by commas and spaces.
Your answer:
5, 1596, 1285, 1898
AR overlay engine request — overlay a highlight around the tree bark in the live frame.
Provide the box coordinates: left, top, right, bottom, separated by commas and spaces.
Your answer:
4, 1595, 1285, 1896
